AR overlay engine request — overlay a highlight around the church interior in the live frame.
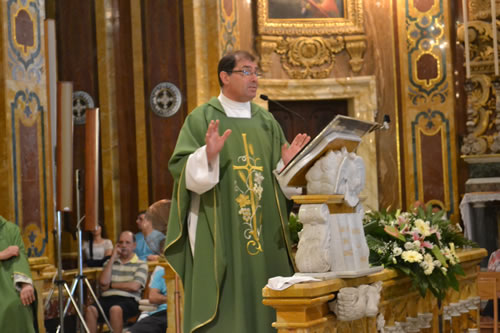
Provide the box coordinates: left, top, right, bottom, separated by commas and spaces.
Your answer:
1, 0, 500, 332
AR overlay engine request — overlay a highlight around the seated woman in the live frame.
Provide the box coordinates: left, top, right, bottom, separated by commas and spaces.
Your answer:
83, 222, 113, 267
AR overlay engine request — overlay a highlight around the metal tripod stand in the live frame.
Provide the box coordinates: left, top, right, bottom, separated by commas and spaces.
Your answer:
53, 209, 88, 333
54, 169, 112, 333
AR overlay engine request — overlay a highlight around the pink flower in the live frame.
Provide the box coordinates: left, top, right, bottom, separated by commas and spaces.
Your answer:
422, 241, 433, 249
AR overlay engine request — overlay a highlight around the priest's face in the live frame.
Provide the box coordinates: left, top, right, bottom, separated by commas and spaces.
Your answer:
221, 58, 259, 102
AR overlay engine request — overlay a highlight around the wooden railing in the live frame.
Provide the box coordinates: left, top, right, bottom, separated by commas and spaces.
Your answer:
262, 248, 487, 333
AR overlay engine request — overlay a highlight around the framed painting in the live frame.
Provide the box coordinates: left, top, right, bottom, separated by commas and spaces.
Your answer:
257, 0, 364, 35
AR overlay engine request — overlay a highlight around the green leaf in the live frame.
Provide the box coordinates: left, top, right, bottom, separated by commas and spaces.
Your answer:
431, 246, 448, 267
384, 225, 406, 242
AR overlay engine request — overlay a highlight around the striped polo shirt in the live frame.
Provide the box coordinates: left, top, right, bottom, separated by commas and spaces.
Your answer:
102, 254, 148, 301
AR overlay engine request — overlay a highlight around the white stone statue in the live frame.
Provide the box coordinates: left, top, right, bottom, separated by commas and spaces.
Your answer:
329, 281, 382, 321
295, 148, 371, 274
295, 204, 332, 273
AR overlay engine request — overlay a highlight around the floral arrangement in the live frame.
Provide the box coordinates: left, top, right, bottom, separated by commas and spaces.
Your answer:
363, 205, 477, 301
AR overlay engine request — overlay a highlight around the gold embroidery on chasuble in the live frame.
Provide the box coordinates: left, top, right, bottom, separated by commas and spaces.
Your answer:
233, 133, 265, 255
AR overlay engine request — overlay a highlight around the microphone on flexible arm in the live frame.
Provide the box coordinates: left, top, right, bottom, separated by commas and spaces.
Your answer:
260, 94, 305, 120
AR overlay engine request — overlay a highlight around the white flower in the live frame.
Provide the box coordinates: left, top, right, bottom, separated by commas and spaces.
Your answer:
413, 240, 421, 249
424, 267, 434, 275
401, 250, 423, 263
404, 242, 414, 250
414, 219, 432, 237
393, 247, 403, 256
424, 253, 434, 264
433, 260, 442, 267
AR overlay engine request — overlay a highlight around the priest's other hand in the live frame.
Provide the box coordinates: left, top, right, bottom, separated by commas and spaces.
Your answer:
20, 283, 35, 306
282, 133, 311, 167
206, 120, 232, 163
0, 245, 20, 260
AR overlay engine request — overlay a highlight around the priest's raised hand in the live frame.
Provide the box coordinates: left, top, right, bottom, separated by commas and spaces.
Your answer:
205, 119, 232, 163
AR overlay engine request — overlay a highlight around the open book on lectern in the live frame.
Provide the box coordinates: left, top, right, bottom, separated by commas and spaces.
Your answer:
278, 115, 378, 188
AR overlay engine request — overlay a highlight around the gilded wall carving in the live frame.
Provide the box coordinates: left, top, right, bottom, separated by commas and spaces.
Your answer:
458, 1, 500, 156
256, 0, 366, 78
275, 36, 344, 79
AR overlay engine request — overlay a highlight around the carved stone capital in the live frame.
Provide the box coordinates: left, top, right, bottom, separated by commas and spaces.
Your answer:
256, 36, 281, 73
344, 35, 366, 73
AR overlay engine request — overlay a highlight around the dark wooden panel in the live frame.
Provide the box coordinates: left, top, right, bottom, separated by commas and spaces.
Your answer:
269, 99, 348, 142
111, 0, 139, 232
142, 0, 187, 203
55, 1, 98, 97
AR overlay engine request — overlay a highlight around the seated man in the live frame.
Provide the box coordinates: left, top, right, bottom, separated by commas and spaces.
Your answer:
0, 216, 37, 333
135, 211, 165, 261
126, 266, 167, 333
85, 231, 148, 333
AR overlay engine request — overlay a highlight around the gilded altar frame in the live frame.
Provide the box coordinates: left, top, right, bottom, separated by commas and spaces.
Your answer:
256, 0, 366, 78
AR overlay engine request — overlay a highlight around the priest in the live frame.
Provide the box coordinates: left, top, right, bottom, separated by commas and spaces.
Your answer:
0, 216, 37, 333
164, 50, 310, 332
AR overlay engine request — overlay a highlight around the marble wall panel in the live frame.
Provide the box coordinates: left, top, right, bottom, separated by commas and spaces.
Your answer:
396, 0, 460, 219
0, 0, 53, 258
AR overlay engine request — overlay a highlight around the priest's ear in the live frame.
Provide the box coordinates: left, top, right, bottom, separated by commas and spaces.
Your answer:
220, 71, 231, 86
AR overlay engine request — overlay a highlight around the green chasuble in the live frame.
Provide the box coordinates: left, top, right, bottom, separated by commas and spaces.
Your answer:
165, 98, 295, 333
0, 216, 35, 333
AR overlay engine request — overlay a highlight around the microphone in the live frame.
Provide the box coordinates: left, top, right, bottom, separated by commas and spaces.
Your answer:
382, 114, 390, 130
260, 94, 305, 120
370, 114, 391, 132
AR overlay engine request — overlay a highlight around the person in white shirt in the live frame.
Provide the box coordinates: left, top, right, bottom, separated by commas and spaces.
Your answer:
83, 222, 113, 267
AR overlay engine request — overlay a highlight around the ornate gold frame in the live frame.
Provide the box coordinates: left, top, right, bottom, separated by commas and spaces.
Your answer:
256, 0, 366, 78
257, 0, 364, 36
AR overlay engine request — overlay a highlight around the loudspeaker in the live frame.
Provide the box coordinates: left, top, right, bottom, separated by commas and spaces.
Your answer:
84, 108, 100, 231
56, 82, 74, 212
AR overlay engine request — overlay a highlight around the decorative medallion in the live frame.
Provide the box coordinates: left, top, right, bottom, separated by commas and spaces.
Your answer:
149, 82, 182, 118
72, 91, 95, 125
